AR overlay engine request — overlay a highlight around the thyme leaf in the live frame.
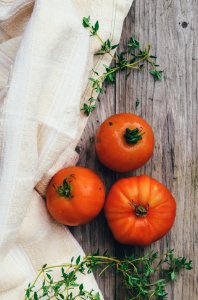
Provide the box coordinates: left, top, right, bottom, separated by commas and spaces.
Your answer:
149, 69, 163, 81
81, 17, 163, 115
25, 249, 192, 300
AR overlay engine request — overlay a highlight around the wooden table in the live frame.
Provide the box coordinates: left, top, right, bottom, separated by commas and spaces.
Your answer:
71, 0, 198, 299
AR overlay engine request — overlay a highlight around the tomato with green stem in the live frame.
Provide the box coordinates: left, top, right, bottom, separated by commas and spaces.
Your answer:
95, 113, 155, 172
104, 175, 176, 246
46, 166, 105, 226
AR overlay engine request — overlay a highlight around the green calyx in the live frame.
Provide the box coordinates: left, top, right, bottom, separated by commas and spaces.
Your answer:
124, 127, 144, 145
53, 176, 74, 198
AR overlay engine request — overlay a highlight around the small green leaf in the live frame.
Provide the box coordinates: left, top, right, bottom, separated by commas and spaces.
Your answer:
185, 261, 193, 270
82, 16, 91, 28
171, 271, 176, 281
149, 69, 163, 81
46, 273, 52, 280
81, 101, 96, 116
128, 36, 140, 49
105, 72, 116, 83
111, 44, 119, 50
76, 256, 81, 265
25, 288, 31, 298
79, 283, 84, 291
107, 39, 111, 49
93, 292, 101, 300
91, 20, 100, 35
94, 20, 99, 32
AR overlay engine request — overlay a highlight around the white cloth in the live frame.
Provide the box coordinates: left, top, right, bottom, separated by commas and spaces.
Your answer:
0, 0, 133, 298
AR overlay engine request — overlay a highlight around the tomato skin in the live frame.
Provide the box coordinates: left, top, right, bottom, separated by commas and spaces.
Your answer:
104, 175, 176, 246
95, 113, 155, 172
46, 166, 105, 226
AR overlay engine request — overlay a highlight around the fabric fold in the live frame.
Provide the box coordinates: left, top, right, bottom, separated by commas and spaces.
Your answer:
0, 0, 133, 298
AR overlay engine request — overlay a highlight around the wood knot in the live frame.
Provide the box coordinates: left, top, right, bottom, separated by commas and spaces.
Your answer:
181, 21, 188, 28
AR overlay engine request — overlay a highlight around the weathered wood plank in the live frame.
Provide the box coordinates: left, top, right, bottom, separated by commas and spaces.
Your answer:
72, 0, 198, 299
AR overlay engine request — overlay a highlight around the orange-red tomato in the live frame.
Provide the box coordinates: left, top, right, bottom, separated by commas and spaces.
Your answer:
104, 175, 176, 246
95, 113, 155, 172
46, 166, 105, 226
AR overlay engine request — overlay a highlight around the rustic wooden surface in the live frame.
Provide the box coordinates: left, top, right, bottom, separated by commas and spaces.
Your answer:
71, 0, 198, 299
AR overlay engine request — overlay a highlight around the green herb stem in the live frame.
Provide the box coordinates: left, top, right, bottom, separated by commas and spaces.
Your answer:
81, 17, 163, 115
25, 250, 192, 300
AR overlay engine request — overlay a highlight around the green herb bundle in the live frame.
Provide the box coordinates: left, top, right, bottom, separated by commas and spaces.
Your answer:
81, 17, 163, 116
25, 249, 192, 300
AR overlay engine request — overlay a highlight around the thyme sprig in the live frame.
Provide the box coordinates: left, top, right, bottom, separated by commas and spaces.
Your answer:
81, 17, 163, 115
25, 249, 192, 300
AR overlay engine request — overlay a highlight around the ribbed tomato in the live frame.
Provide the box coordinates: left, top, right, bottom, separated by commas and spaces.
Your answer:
104, 175, 176, 246
95, 113, 155, 172
46, 166, 105, 226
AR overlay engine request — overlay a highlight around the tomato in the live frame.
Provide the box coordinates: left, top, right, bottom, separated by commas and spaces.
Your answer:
95, 113, 155, 172
104, 175, 176, 246
46, 166, 105, 226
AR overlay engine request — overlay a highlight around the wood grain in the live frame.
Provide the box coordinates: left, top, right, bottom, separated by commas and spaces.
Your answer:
71, 0, 198, 299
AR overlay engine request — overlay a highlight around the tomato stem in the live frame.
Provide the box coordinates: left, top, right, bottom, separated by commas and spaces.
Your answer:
131, 201, 149, 217
135, 205, 148, 217
53, 175, 74, 198
124, 127, 144, 144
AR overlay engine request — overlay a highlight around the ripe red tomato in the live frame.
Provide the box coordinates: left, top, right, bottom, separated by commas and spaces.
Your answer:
95, 113, 155, 172
46, 166, 105, 226
104, 175, 176, 246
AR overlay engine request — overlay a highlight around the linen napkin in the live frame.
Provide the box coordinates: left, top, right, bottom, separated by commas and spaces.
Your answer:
0, 0, 133, 299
